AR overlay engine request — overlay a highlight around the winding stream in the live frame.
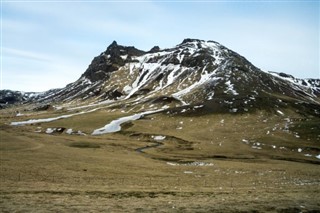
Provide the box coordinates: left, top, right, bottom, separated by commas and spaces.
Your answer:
135, 141, 164, 153
91, 109, 168, 154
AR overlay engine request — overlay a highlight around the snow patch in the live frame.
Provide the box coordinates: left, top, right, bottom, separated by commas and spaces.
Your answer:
277, 110, 284, 116
11, 108, 100, 126
120, 54, 128, 60
252, 146, 262, 150
230, 108, 238, 113
193, 105, 204, 109
16, 112, 24, 116
241, 139, 249, 144
123, 85, 132, 94
181, 109, 187, 113
45, 128, 54, 134
92, 114, 142, 134
77, 130, 86, 136
166, 161, 214, 167
66, 129, 73, 134
172, 65, 221, 101
162, 105, 170, 109
92, 109, 163, 135
207, 92, 214, 100
224, 80, 239, 95
153, 135, 166, 141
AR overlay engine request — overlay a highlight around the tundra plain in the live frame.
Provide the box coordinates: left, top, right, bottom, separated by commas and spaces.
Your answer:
1, 104, 320, 212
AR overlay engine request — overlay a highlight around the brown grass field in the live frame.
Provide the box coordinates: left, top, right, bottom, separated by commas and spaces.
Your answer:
1, 105, 320, 212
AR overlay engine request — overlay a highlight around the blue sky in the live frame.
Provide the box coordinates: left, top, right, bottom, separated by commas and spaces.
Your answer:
1, 0, 319, 92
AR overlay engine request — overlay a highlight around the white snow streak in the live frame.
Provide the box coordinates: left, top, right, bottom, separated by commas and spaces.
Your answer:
92, 109, 163, 135
153, 135, 166, 141
10, 108, 100, 126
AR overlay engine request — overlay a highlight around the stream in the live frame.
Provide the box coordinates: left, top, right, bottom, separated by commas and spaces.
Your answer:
135, 141, 164, 153
91, 109, 167, 154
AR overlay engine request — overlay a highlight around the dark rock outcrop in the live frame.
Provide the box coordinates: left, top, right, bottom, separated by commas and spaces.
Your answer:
81, 41, 145, 82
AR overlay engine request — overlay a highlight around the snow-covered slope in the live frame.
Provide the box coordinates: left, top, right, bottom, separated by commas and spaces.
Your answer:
268, 71, 320, 96
1, 39, 319, 115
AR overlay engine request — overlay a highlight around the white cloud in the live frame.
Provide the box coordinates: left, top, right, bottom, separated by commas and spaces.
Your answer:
3, 47, 52, 62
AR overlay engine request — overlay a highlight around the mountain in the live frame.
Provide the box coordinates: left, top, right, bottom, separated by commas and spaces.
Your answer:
3, 39, 320, 213
1, 38, 319, 116
0, 89, 59, 108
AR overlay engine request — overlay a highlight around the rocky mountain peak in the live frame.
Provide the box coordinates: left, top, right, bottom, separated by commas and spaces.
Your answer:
148, 46, 161, 53
81, 41, 146, 82
177, 39, 221, 50
104, 41, 145, 57
109, 40, 118, 47
106, 40, 118, 50
181, 38, 205, 44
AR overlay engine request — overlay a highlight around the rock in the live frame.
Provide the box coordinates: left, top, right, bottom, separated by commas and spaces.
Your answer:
148, 46, 160, 53
181, 38, 204, 44
103, 89, 123, 100
33, 104, 53, 111
81, 41, 145, 82
45, 127, 66, 134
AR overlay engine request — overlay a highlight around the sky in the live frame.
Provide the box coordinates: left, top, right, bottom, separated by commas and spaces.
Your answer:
1, 0, 319, 92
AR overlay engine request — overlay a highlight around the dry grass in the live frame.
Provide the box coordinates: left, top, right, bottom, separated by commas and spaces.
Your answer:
1, 106, 320, 212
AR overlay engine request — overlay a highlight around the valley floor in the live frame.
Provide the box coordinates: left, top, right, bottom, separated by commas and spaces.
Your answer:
1, 106, 320, 212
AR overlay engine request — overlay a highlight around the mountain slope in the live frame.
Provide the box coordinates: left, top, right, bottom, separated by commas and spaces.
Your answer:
1, 39, 319, 115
